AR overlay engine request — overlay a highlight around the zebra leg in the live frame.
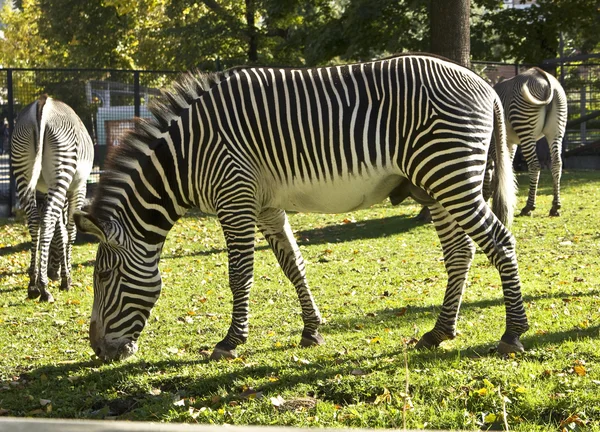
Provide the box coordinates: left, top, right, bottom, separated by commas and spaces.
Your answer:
48, 210, 66, 282
61, 187, 87, 291
451, 197, 528, 352
37, 190, 69, 302
55, 206, 71, 291
548, 137, 564, 217
210, 208, 258, 360
415, 203, 475, 350
22, 191, 41, 299
257, 208, 324, 347
518, 139, 540, 216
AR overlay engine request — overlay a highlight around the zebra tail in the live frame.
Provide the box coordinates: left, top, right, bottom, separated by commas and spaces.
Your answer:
27, 96, 49, 195
491, 96, 517, 227
521, 70, 553, 106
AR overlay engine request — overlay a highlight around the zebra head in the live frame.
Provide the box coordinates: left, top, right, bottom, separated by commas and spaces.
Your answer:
74, 211, 162, 362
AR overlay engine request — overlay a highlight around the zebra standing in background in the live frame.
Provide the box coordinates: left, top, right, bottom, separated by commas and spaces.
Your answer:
493, 67, 568, 216
75, 53, 529, 362
11, 95, 94, 302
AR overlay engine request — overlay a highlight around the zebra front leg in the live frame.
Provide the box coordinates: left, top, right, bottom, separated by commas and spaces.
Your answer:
415, 204, 475, 350
257, 208, 324, 348
518, 139, 540, 216
210, 210, 258, 360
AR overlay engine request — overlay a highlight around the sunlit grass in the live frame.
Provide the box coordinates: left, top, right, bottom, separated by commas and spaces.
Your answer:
0, 170, 599, 430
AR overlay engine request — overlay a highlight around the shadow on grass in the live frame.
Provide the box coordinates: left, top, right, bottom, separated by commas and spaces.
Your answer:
9, 317, 599, 421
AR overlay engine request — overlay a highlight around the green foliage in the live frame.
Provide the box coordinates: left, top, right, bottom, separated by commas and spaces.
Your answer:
0, 0, 597, 69
1, 171, 600, 430
471, 0, 600, 63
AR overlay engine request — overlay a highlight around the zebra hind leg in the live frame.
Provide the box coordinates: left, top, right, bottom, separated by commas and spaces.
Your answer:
452, 197, 528, 353
415, 203, 475, 350
48, 222, 63, 282
257, 208, 324, 348
548, 137, 563, 217
55, 209, 71, 291
22, 191, 41, 299
518, 139, 540, 217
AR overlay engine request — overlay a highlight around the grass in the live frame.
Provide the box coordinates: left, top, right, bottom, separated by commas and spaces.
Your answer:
1, 170, 600, 431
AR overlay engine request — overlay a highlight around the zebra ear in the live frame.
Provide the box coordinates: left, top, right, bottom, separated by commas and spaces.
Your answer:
74, 210, 108, 243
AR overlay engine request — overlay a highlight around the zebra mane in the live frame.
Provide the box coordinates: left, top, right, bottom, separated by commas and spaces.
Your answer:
90, 69, 229, 218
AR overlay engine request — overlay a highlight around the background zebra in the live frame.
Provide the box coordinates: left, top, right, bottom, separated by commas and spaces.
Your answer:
11, 95, 94, 302
75, 54, 528, 362
493, 67, 568, 217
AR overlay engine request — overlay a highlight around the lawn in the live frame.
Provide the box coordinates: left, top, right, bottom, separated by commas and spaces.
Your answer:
0, 171, 599, 431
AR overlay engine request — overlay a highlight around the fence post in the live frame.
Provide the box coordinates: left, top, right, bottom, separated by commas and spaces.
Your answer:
7, 69, 15, 216
134, 70, 141, 118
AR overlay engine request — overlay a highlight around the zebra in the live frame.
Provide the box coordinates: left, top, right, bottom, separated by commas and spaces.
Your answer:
493, 67, 567, 217
11, 95, 94, 302
74, 53, 529, 362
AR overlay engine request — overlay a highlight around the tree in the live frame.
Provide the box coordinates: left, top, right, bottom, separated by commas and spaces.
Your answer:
430, 0, 471, 67
471, 0, 600, 64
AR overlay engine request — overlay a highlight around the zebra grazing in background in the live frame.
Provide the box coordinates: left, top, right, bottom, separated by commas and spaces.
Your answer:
11, 95, 94, 302
493, 67, 567, 216
74, 53, 529, 362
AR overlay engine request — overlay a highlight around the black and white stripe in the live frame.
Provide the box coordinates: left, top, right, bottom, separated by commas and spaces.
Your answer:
11, 95, 94, 302
76, 54, 529, 361
494, 67, 568, 216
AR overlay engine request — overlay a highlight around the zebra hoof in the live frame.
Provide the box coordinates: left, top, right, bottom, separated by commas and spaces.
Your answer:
415, 331, 441, 350
27, 286, 41, 300
60, 277, 71, 291
497, 340, 525, 354
497, 333, 525, 354
549, 208, 561, 217
519, 206, 535, 217
209, 346, 238, 361
39, 290, 55, 303
300, 330, 325, 347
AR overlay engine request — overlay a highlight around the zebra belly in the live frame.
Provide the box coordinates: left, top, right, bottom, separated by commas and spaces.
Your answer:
273, 174, 406, 214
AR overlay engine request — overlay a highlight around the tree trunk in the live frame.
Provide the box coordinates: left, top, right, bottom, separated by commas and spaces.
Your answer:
246, 0, 258, 63
429, 0, 471, 67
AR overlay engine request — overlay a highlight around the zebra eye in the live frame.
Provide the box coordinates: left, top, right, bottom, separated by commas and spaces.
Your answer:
96, 269, 113, 281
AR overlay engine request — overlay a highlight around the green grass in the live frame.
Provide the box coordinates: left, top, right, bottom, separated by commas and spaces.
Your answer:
1, 170, 600, 431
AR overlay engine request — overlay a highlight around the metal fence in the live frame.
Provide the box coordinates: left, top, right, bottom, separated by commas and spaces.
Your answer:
0, 61, 598, 215
0, 68, 179, 213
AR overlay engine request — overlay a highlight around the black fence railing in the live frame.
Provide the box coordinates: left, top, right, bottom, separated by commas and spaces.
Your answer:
0, 60, 598, 215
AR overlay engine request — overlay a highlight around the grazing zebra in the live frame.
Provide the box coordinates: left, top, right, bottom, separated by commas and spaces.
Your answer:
11, 95, 94, 302
74, 54, 528, 362
493, 67, 567, 216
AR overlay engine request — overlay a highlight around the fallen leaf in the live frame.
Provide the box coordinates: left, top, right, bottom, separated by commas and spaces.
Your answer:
166, 347, 179, 354
574, 365, 586, 376
484, 413, 497, 423
270, 395, 285, 407
351, 368, 367, 376
39, 399, 51, 406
